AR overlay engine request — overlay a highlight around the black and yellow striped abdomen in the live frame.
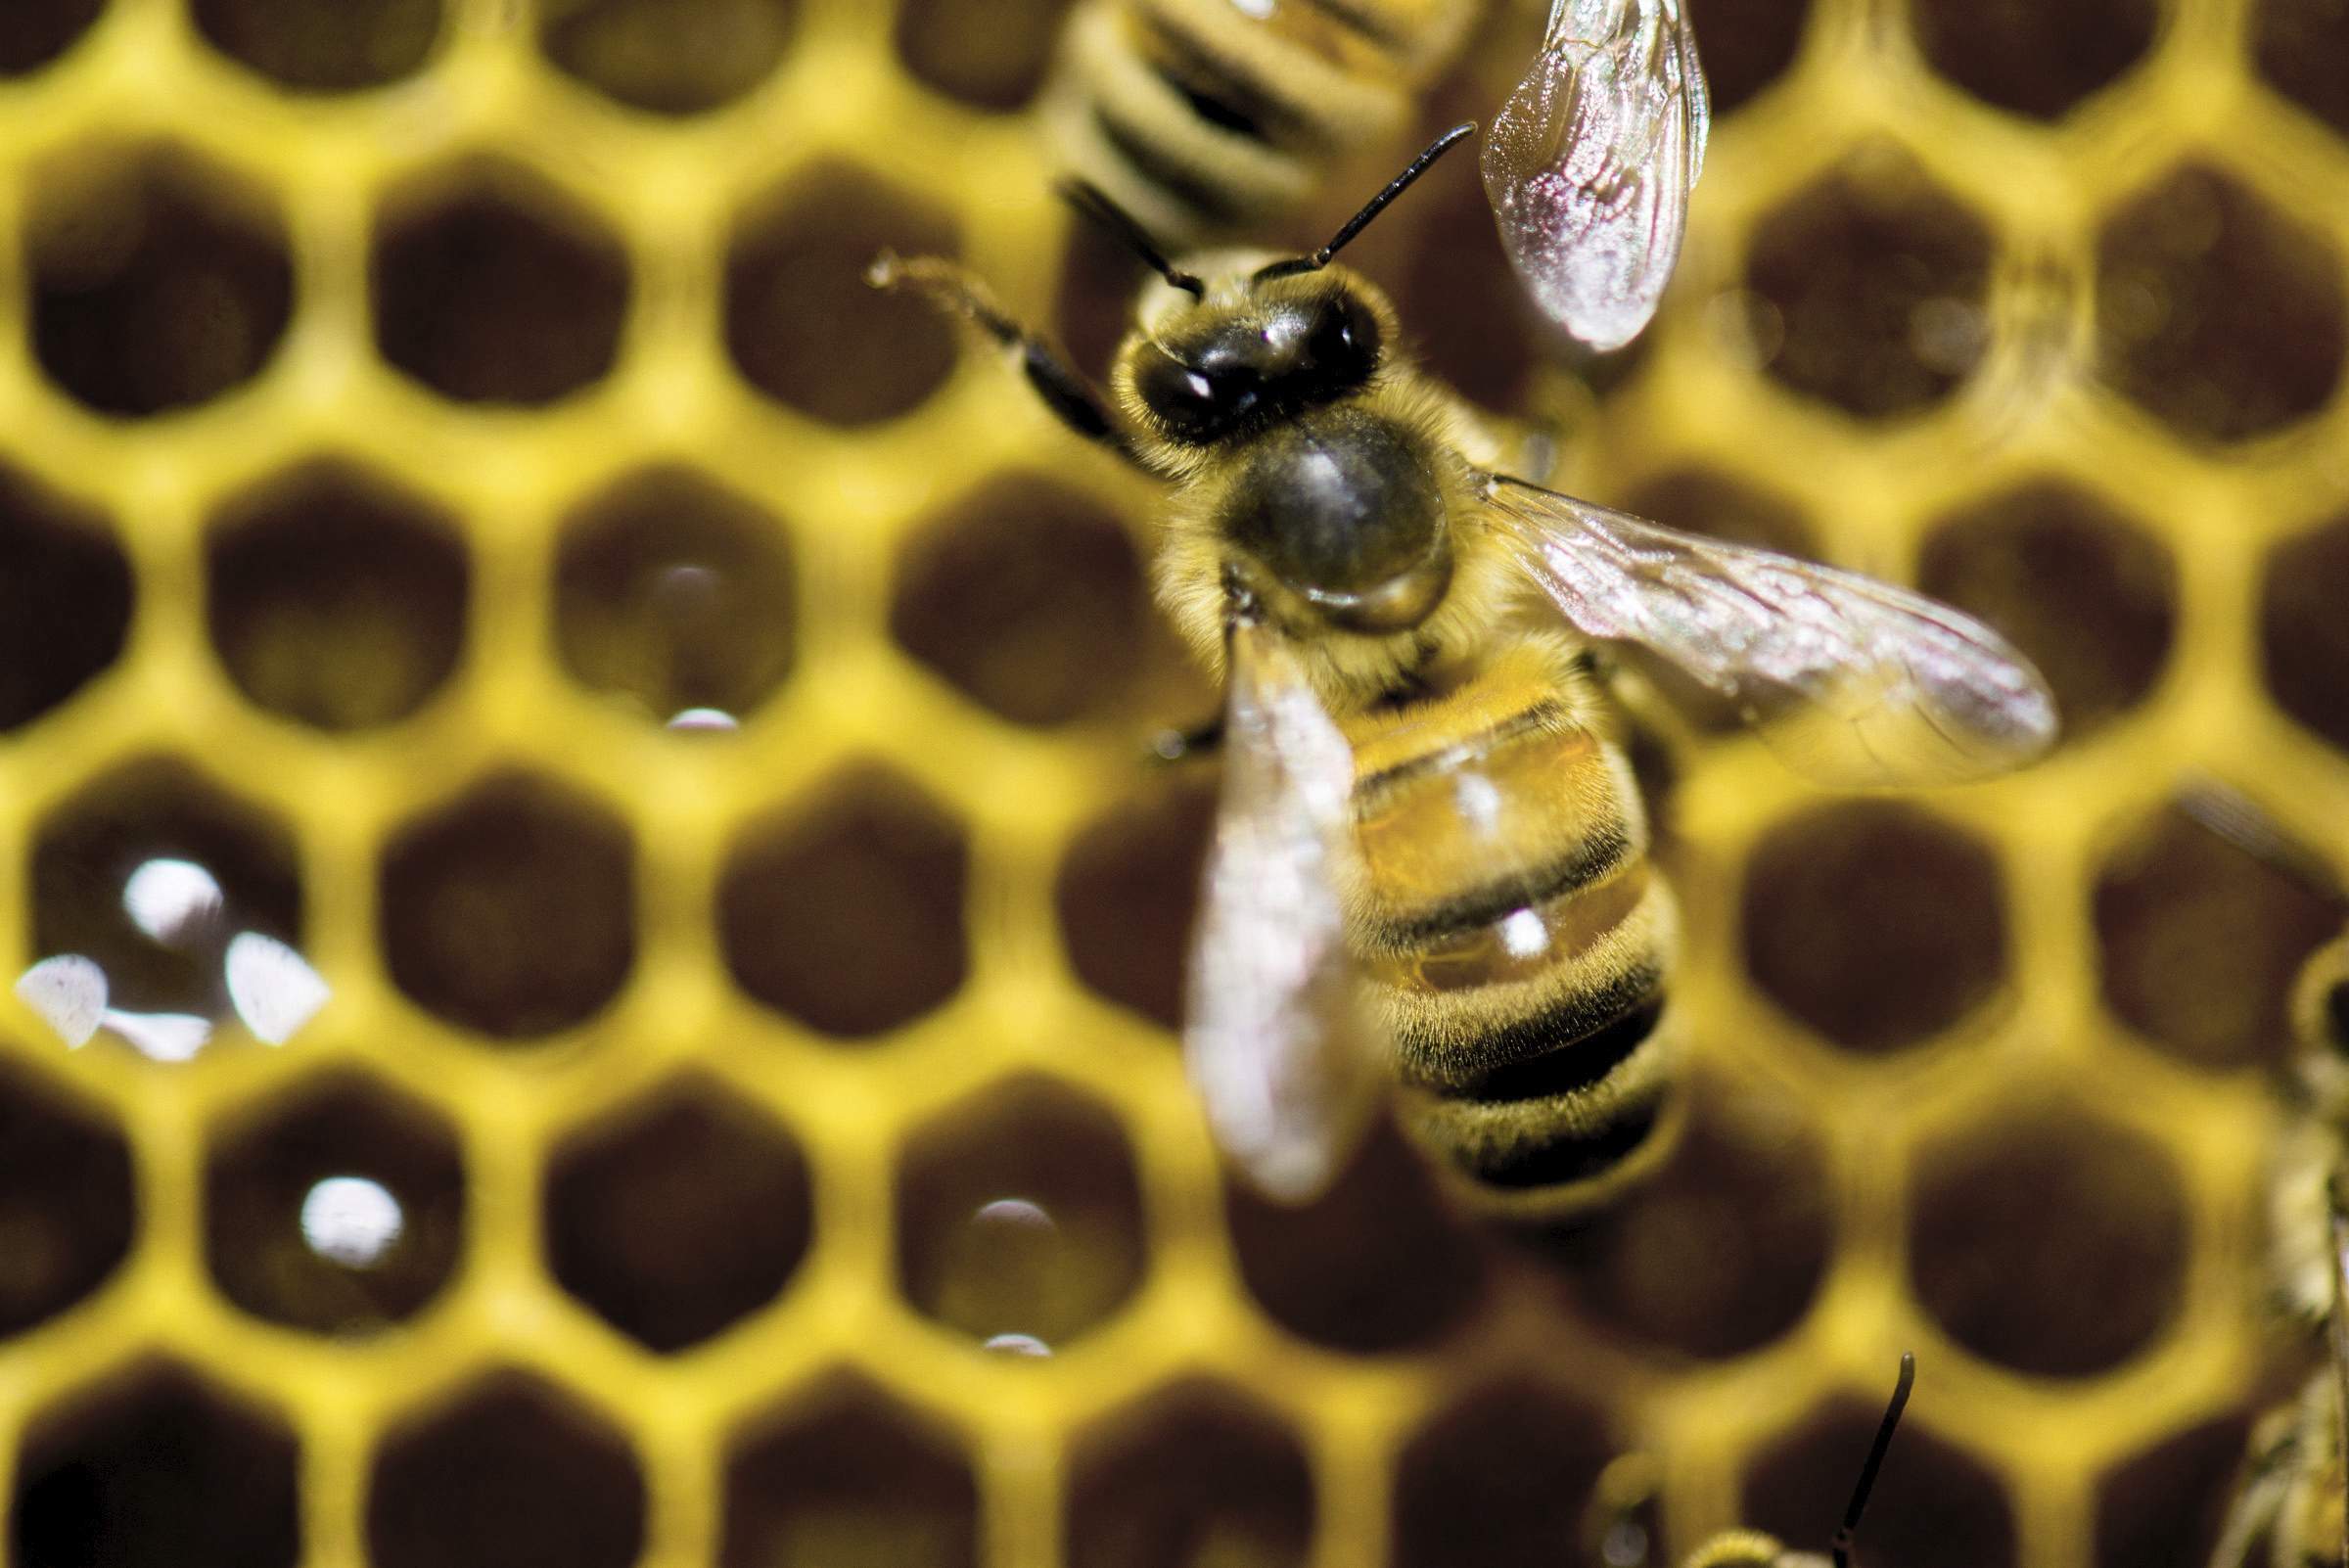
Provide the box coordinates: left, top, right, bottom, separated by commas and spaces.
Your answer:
1343, 636, 1681, 1221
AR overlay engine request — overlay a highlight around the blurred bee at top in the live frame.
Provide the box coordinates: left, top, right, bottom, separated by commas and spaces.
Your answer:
1048, 0, 1707, 351
2178, 787, 2349, 1568
871, 126, 2054, 1219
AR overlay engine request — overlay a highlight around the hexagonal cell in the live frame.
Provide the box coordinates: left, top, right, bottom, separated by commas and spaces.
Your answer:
0, 1, 103, 75
725, 161, 960, 426
1684, 0, 1809, 116
721, 1375, 978, 1568
1739, 1395, 2014, 1568
717, 763, 966, 1038
896, 0, 1074, 111
539, 0, 794, 114
1907, 0, 2157, 119
26, 144, 293, 416
0, 463, 132, 732
1065, 1381, 1314, 1568
2261, 511, 2349, 756
2094, 1412, 2254, 1568
205, 459, 469, 731
1545, 1070, 1831, 1360
1391, 1381, 1613, 1568
2258, 0, 2349, 134
371, 159, 631, 406
1055, 775, 1214, 1030
1621, 467, 1817, 561
542, 1075, 812, 1352
191, 0, 441, 90
895, 1075, 1146, 1352
1917, 480, 2175, 742
891, 475, 1145, 727
553, 465, 796, 728
1744, 149, 1995, 418
367, 1371, 643, 1568
1224, 1118, 1486, 1355
1907, 1094, 2186, 1377
2093, 801, 2341, 1071
29, 757, 303, 1036
2094, 163, 2345, 443
12, 1359, 299, 1568
1739, 801, 2007, 1053
203, 1069, 463, 1335
0, 1058, 133, 1338
377, 772, 636, 1039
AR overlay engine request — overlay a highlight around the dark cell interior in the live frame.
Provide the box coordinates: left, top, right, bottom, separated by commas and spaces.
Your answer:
0, 1058, 134, 1339
717, 763, 967, 1038
1918, 480, 2176, 741
1390, 1381, 1614, 1568
1055, 774, 1215, 1030
542, 1076, 812, 1352
2255, 0, 2349, 136
2260, 511, 2349, 756
0, 463, 132, 732
0, 0, 103, 75
204, 1071, 464, 1335
191, 0, 440, 91
552, 465, 796, 727
2094, 162, 2345, 442
725, 162, 960, 426
205, 459, 470, 731
895, 1075, 1146, 1350
376, 772, 636, 1039
891, 475, 1146, 726
1546, 1070, 1831, 1360
539, 0, 796, 115
1683, 0, 1812, 116
1065, 1382, 1315, 1568
2093, 1411, 2257, 1568
896, 0, 1076, 112
12, 1360, 299, 1568
721, 1377, 979, 1568
2094, 801, 2342, 1071
1740, 1394, 2016, 1568
30, 757, 303, 1020
1055, 216, 1148, 387
1908, 1096, 2188, 1377
27, 145, 293, 416
1907, 0, 2158, 118
372, 161, 631, 405
1744, 150, 1996, 418
1223, 1117, 1487, 1355
1739, 801, 2008, 1052
1619, 467, 1817, 560
366, 1372, 644, 1568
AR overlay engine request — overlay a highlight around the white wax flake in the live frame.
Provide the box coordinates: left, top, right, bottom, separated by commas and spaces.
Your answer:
103, 1009, 212, 1063
983, 1333, 1052, 1359
300, 1176, 405, 1268
666, 707, 740, 732
16, 955, 108, 1047
1452, 772, 1504, 835
1498, 908, 1550, 960
225, 932, 331, 1046
1228, 0, 1274, 16
973, 1197, 1056, 1233
122, 857, 224, 947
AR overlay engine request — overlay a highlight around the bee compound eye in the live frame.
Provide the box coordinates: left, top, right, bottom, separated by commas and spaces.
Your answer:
1306, 294, 1380, 379
1135, 346, 1251, 441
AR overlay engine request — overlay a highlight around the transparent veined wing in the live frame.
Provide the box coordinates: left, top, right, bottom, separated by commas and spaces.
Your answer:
1183, 619, 1383, 1204
1481, 0, 1708, 352
1479, 474, 2058, 785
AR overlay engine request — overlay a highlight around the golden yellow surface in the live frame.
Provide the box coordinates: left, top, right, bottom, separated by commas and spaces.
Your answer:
0, 0, 2346, 1565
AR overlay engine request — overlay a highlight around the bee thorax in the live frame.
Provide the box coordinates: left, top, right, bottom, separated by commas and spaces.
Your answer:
1224, 409, 1451, 632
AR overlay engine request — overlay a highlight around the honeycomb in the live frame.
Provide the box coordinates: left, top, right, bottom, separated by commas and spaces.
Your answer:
1, 0, 2346, 1565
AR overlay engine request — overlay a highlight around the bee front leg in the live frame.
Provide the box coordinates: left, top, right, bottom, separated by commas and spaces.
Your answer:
866, 252, 1144, 468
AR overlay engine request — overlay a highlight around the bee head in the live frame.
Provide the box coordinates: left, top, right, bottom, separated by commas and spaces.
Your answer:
1120, 270, 1387, 446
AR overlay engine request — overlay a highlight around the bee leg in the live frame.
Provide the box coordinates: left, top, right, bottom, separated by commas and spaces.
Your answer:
866, 252, 1143, 467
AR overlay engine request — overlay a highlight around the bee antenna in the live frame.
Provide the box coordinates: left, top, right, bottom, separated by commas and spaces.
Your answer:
1253, 120, 1476, 283
1831, 1353, 1915, 1568
1058, 180, 1206, 300
2173, 774, 2348, 912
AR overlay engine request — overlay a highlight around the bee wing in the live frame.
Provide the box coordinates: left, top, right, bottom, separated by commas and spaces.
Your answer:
1480, 474, 2059, 785
1182, 621, 1383, 1204
1480, 0, 1708, 352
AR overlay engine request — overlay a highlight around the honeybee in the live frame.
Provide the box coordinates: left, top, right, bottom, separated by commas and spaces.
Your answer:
1048, 0, 1708, 350
2177, 787, 2349, 1568
871, 126, 2054, 1219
